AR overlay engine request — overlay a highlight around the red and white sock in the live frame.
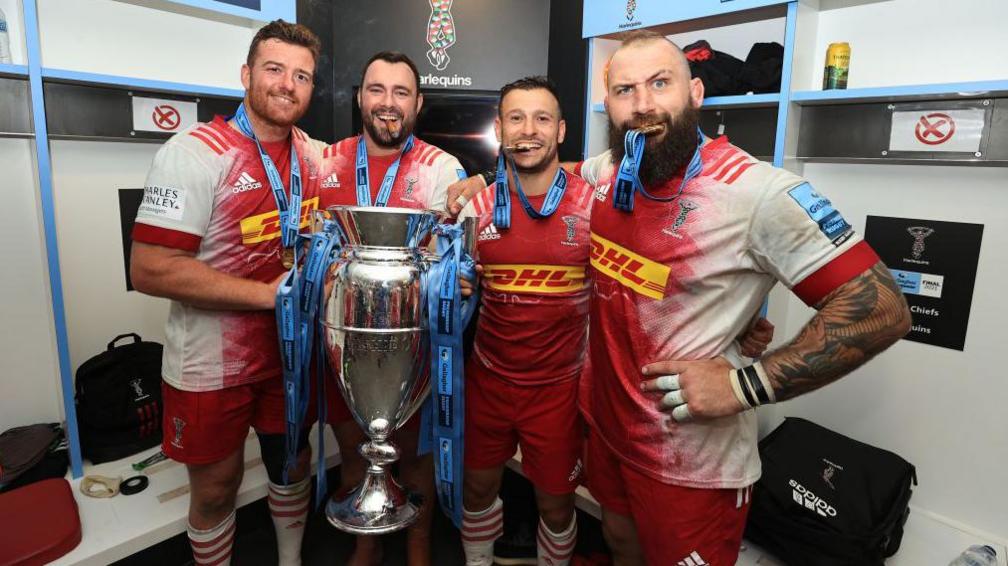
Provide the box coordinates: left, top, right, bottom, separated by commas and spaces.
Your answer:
188, 510, 235, 566
537, 514, 576, 566
268, 478, 310, 566
461, 498, 504, 566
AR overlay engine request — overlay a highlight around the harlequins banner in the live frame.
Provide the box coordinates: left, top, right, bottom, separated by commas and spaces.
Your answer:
864, 216, 983, 351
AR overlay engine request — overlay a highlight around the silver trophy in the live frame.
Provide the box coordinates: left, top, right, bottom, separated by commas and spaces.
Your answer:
319, 205, 471, 534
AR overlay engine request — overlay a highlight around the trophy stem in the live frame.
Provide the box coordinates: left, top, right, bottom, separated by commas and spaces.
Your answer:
325, 437, 423, 535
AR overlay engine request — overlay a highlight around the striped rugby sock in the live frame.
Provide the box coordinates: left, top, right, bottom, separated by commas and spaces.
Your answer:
462, 498, 504, 566
537, 514, 576, 566
188, 510, 236, 566
268, 478, 310, 566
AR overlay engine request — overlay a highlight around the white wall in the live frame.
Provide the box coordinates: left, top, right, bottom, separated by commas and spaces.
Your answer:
0, 0, 26, 65
49, 141, 170, 373
0, 139, 62, 431
762, 163, 1008, 541
37, 0, 259, 88
803, 0, 1008, 90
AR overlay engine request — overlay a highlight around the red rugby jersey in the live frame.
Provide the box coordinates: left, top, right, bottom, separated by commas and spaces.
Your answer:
459, 169, 595, 385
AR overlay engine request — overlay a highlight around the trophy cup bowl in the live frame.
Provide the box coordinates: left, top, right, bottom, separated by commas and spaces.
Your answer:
320, 205, 439, 534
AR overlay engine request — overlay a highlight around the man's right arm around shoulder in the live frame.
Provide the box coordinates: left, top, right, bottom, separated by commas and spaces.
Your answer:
130, 242, 281, 311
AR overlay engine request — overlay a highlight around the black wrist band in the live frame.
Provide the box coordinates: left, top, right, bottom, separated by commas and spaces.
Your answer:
479, 169, 496, 186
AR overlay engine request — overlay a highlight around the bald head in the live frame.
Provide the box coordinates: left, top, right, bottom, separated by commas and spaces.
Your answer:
606, 31, 691, 89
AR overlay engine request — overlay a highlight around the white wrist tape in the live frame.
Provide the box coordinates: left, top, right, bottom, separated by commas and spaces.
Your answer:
729, 361, 776, 410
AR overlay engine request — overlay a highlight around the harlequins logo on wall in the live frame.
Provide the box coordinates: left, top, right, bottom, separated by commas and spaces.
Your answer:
620, 0, 643, 30
421, 0, 473, 87
906, 226, 934, 262
426, 0, 455, 71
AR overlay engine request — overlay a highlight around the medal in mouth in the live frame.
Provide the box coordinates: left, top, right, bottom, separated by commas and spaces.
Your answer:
504, 141, 543, 153
635, 123, 665, 136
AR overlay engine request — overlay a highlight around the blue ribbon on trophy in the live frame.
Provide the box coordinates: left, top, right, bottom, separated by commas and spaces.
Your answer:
418, 222, 477, 529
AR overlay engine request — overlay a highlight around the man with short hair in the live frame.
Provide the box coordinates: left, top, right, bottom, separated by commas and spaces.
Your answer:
319, 51, 466, 566
131, 20, 326, 566
455, 76, 593, 566
583, 30, 911, 565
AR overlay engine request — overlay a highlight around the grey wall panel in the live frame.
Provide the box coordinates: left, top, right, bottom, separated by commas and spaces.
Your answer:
0, 77, 33, 135
43, 82, 239, 141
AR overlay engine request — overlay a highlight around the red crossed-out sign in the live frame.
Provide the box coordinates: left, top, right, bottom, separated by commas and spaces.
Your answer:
152, 104, 181, 131
914, 112, 956, 145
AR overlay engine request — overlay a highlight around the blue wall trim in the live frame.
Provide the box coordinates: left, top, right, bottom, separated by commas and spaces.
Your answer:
23, 0, 83, 478
42, 68, 245, 99
792, 80, 1008, 104
582, 0, 790, 38
0, 63, 30, 77
145, 0, 294, 22
772, 2, 797, 168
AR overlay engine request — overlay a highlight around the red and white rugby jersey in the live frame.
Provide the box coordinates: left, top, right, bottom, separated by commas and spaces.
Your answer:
317, 135, 464, 212
582, 136, 880, 487
132, 115, 327, 391
458, 170, 595, 385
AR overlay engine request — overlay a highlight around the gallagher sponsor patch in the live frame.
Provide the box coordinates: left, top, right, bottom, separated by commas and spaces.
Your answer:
787, 183, 852, 244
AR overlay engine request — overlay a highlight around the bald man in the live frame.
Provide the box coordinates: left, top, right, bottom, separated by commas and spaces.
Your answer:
578, 30, 909, 565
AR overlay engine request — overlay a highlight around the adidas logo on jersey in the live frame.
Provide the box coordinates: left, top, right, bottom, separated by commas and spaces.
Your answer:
594, 183, 611, 202
676, 551, 708, 566
321, 173, 340, 188
232, 171, 263, 193
478, 224, 502, 241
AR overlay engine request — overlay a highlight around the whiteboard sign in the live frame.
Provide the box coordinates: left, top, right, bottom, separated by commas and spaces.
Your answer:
888, 108, 985, 153
131, 97, 198, 133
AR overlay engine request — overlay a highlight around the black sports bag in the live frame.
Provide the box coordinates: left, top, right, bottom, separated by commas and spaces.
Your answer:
745, 417, 917, 566
75, 333, 163, 463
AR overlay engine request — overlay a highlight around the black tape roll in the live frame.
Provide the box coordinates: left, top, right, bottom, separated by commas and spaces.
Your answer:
120, 475, 149, 495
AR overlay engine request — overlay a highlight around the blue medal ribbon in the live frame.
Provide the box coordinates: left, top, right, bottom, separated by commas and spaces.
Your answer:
232, 104, 302, 256
613, 126, 705, 212
492, 152, 568, 229
418, 224, 477, 528
355, 134, 416, 207
275, 221, 343, 492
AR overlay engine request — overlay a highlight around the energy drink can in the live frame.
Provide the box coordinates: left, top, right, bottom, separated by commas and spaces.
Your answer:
823, 42, 850, 90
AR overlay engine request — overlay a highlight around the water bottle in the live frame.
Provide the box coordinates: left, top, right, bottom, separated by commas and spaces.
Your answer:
0, 7, 12, 64
949, 545, 998, 566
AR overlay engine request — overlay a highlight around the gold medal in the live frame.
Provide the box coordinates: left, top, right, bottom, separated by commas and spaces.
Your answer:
281, 247, 295, 269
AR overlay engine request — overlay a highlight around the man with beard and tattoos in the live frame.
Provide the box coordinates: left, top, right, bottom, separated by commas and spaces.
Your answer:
130, 21, 326, 566
454, 77, 592, 566
318, 51, 466, 566
581, 30, 911, 565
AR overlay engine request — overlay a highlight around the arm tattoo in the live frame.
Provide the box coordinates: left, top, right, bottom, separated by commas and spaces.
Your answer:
761, 261, 911, 401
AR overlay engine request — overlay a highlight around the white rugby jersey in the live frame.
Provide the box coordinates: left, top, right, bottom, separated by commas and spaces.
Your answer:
133, 116, 327, 391
582, 136, 880, 487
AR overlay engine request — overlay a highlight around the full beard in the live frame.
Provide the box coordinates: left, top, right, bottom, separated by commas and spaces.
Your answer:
363, 106, 415, 149
608, 106, 701, 187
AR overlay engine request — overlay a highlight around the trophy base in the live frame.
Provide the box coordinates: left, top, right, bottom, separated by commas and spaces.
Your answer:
325, 470, 424, 535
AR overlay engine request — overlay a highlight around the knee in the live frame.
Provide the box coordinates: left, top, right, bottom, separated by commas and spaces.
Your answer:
191, 481, 238, 519
602, 517, 637, 553
539, 505, 575, 533
463, 477, 500, 511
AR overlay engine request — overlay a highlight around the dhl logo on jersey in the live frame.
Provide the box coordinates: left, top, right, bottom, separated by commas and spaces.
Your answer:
483, 264, 587, 294
589, 232, 669, 300
240, 197, 319, 245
